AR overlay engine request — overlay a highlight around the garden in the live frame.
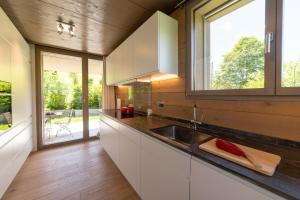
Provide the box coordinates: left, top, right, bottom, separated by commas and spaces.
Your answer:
43, 70, 102, 143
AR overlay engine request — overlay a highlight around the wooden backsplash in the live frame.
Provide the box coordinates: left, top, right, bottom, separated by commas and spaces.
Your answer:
116, 6, 300, 142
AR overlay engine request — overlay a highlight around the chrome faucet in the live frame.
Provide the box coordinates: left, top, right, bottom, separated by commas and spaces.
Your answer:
190, 104, 203, 129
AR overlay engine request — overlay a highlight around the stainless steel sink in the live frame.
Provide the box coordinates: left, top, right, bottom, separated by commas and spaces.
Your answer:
150, 125, 212, 146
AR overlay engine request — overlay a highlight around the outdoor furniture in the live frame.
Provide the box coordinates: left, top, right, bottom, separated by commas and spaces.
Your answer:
3, 112, 12, 127
44, 117, 52, 139
44, 111, 64, 139
55, 109, 74, 137
45, 112, 63, 125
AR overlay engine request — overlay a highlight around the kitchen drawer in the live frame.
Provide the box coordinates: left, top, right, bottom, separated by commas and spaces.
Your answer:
102, 116, 119, 130
119, 124, 140, 145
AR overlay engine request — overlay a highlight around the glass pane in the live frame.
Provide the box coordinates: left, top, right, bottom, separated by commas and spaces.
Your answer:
0, 39, 12, 133
281, 1, 300, 87
88, 59, 103, 137
194, 0, 265, 90
42, 52, 83, 145
0, 92, 12, 133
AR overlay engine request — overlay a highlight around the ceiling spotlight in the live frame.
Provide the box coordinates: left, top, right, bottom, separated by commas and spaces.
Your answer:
57, 22, 64, 34
56, 20, 75, 37
68, 25, 75, 37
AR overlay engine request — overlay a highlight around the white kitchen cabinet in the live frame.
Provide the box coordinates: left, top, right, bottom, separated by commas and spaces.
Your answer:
133, 13, 158, 77
190, 157, 286, 200
106, 11, 178, 85
99, 117, 119, 165
0, 7, 32, 198
118, 124, 140, 195
113, 47, 123, 83
140, 134, 190, 200
105, 53, 115, 85
120, 35, 135, 81
100, 117, 140, 195
100, 115, 286, 200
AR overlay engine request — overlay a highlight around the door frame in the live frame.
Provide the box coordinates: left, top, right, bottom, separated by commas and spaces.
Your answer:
35, 45, 102, 150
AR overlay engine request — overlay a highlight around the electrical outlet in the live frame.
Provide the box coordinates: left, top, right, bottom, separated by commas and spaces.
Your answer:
158, 101, 165, 109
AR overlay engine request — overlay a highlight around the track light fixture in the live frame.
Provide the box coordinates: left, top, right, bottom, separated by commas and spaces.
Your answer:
56, 21, 75, 37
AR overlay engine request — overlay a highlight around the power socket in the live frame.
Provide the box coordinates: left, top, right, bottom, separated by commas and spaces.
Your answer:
158, 101, 165, 109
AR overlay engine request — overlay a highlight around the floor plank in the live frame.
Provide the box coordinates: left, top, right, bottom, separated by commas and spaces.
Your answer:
2, 140, 140, 200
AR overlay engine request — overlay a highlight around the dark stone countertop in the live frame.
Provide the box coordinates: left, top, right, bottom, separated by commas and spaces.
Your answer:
100, 109, 300, 200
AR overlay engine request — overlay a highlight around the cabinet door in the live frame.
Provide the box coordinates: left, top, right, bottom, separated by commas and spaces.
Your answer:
105, 54, 115, 85
118, 125, 140, 195
122, 35, 134, 80
113, 47, 122, 83
100, 120, 119, 165
190, 157, 285, 200
110, 125, 119, 165
99, 120, 112, 156
133, 14, 158, 77
140, 134, 190, 200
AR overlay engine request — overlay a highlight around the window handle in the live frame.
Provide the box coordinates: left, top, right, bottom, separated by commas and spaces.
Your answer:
265, 32, 274, 54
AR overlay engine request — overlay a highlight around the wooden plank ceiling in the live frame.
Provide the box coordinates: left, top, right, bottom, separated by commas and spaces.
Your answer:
0, 0, 181, 55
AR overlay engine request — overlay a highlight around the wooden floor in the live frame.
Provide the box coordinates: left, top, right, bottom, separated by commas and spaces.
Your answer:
2, 140, 140, 200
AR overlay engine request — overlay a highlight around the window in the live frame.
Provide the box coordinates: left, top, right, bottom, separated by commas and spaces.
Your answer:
0, 81, 12, 132
187, 0, 300, 96
203, 0, 265, 90
281, 1, 300, 88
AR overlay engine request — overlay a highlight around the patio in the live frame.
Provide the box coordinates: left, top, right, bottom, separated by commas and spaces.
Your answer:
44, 116, 100, 145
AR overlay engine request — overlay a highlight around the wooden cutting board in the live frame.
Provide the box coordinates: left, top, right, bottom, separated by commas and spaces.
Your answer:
199, 138, 281, 176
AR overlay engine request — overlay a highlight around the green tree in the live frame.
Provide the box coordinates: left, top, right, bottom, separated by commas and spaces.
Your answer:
212, 37, 264, 89
47, 92, 66, 110
70, 85, 82, 109
88, 85, 101, 108
0, 81, 11, 93
282, 57, 300, 87
0, 95, 11, 113
43, 70, 67, 110
88, 77, 102, 109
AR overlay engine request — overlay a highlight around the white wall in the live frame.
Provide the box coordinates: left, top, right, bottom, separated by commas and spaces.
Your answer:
0, 7, 32, 197
31, 44, 37, 151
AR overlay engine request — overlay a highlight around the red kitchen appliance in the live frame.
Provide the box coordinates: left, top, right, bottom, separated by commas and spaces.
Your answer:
121, 106, 134, 115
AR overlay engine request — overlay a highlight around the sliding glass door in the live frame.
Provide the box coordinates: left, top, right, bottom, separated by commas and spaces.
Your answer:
42, 52, 84, 145
36, 46, 102, 148
88, 59, 103, 137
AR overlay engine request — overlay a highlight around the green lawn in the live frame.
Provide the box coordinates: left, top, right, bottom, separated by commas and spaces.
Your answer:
50, 115, 100, 124
0, 124, 10, 131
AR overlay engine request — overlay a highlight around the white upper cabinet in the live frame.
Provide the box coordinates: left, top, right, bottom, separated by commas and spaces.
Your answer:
106, 11, 178, 85
105, 53, 115, 85
133, 13, 158, 77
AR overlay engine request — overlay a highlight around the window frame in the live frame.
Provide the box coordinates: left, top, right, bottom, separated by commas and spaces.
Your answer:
275, 0, 300, 95
186, 0, 279, 97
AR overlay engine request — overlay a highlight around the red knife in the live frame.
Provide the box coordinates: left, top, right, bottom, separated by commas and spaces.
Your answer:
215, 139, 262, 169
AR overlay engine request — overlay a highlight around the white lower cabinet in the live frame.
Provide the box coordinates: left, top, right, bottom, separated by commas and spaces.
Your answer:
100, 116, 284, 200
118, 124, 140, 195
140, 134, 190, 200
190, 157, 285, 200
99, 119, 119, 165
